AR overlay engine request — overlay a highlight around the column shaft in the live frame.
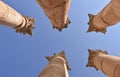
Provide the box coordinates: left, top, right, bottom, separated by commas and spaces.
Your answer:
0, 1, 35, 35
38, 51, 70, 77
93, 54, 120, 77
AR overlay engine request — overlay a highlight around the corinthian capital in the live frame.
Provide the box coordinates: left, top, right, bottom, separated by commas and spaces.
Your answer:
86, 49, 108, 70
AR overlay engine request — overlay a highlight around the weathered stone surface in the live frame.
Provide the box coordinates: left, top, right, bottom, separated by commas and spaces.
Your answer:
87, 1, 120, 33
38, 51, 70, 77
0, 1, 35, 35
86, 49, 120, 77
36, 0, 71, 31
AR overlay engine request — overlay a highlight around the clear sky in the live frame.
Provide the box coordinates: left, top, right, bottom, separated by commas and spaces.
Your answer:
1, 0, 120, 77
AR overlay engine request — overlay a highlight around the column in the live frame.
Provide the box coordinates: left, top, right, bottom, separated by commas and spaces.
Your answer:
86, 49, 120, 77
36, 0, 71, 31
0, 1, 35, 36
87, 0, 120, 34
38, 51, 71, 77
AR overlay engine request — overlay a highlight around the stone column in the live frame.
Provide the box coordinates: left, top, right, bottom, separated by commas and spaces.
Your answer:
87, 0, 120, 34
36, 0, 71, 31
38, 51, 71, 77
0, 1, 35, 36
86, 49, 120, 77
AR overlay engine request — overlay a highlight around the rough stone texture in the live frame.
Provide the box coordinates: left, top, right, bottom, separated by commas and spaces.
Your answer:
36, 0, 71, 31
86, 49, 120, 77
0, 1, 35, 35
38, 51, 70, 77
87, 1, 120, 34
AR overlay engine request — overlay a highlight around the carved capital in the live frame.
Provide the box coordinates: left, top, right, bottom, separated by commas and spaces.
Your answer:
52, 18, 71, 32
87, 14, 106, 34
45, 50, 71, 70
14, 16, 35, 36
86, 49, 108, 70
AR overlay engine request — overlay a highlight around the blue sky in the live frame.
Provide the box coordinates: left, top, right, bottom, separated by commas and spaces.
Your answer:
1, 0, 120, 77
